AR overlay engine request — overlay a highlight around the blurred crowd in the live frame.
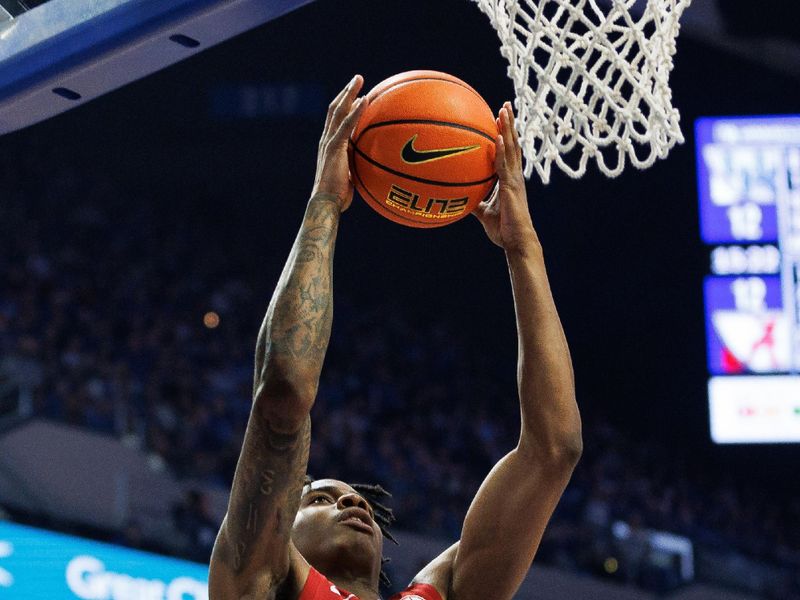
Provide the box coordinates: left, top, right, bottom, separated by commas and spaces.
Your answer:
1, 147, 799, 599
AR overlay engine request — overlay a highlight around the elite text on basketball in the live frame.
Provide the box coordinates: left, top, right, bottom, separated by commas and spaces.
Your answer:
386, 184, 468, 219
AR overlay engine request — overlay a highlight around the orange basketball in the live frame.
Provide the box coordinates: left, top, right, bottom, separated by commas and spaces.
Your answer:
349, 71, 497, 228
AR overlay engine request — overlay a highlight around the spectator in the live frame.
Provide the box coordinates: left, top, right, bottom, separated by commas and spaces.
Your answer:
1, 141, 798, 598
172, 490, 218, 563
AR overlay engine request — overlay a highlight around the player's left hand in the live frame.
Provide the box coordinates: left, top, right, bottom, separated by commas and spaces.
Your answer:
473, 102, 539, 254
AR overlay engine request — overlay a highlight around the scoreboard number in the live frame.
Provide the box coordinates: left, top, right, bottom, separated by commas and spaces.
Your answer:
730, 277, 767, 313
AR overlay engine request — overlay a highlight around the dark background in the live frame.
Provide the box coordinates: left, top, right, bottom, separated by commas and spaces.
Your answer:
3, 0, 798, 494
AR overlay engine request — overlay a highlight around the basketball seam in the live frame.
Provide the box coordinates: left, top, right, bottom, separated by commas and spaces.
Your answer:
479, 179, 499, 204
351, 145, 497, 187
355, 119, 496, 145
369, 76, 486, 106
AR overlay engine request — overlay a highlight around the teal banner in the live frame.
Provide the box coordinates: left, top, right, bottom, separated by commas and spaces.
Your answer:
0, 521, 208, 599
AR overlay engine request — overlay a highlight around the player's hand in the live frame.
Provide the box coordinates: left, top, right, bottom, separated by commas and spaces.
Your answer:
473, 102, 538, 254
311, 75, 368, 212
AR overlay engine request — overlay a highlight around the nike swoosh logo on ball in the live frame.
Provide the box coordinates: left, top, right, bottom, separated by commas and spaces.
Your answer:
401, 134, 480, 164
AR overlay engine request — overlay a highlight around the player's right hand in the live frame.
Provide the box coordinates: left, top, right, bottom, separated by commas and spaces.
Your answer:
311, 75, 368, 212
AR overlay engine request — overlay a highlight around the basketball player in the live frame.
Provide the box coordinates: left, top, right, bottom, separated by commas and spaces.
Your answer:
208, 75, 582, 600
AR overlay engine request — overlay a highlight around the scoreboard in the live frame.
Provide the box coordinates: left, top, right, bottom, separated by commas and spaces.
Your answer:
697, 116, 800, 444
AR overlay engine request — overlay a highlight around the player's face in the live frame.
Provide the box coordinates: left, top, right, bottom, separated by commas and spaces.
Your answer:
292, 479, 383, 578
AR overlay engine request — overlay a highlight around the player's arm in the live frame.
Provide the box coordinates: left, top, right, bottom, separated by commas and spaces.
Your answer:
208, 76, 367, 600
413, 103, 582, 600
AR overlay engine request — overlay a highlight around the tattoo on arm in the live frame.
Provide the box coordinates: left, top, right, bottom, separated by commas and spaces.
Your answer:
218, 195, 339, 582
255, 195, 341, 386
220, 416, 311, 575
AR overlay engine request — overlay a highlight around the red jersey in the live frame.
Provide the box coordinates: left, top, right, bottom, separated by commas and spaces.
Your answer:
299, 567, 443, 600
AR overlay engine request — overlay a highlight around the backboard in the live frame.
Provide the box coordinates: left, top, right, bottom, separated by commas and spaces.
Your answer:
0, 0, 315, 134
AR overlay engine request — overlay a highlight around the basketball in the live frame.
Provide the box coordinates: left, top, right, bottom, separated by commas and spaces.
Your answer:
349, 71, 497, 228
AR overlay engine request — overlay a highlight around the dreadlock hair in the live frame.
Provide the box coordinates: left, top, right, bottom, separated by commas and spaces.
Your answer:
304, 475, 398, 588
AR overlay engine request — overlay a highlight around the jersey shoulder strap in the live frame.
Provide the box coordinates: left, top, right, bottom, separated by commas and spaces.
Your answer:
298, 567, 359, 600
388, 583, 444, 600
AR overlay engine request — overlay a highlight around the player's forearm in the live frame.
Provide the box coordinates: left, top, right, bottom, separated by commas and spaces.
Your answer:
506, 239, 582, 462
253, 193, 341, 421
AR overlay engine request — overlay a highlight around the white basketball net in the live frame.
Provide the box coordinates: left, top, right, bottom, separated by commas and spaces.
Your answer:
471, 0, 692, 183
